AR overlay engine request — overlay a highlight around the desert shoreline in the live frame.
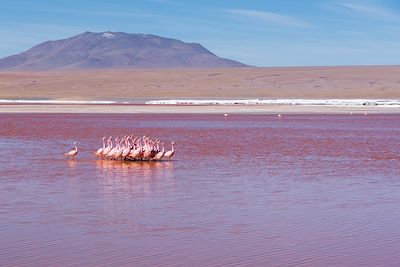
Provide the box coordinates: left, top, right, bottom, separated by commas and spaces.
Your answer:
1, 104, 400, 114
2, 66, 400, 114
2, 66, 400, 101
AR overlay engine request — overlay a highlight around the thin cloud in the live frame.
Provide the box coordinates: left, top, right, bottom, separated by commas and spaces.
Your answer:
224, 8, 313, 28
336, 2, 399, 20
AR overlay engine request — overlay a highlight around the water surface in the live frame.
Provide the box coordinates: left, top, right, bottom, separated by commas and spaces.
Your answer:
1, 114, 400, 266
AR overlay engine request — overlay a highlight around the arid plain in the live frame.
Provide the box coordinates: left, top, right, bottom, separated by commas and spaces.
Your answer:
2, 66, 400, 99
1, 66, 400, 113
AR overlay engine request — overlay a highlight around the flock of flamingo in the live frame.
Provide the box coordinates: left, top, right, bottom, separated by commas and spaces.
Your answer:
65, 135, 175, 161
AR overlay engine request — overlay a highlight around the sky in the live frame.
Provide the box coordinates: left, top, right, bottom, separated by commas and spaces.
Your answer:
1, 0, 400, 66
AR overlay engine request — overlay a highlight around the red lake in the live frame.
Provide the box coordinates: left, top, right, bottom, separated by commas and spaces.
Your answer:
1, 113, 400, 266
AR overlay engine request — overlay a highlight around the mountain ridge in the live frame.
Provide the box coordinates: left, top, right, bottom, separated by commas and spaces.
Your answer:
0, 31, 247, 70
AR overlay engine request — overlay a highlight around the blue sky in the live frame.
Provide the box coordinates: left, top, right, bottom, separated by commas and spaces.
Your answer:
1, 0, 400, 66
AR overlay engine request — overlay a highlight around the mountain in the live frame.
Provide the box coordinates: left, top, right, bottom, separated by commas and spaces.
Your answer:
0, 31, 247, 70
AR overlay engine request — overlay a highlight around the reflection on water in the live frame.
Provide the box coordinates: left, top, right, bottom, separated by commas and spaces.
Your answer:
66, 159, 78, 169
94, 159, 176, 198
95, 159, 174, 175
1, 114, 400, 267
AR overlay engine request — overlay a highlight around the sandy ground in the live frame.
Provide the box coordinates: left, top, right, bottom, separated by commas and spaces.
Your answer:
1, 66, 400, 101
1, 104, 399, 114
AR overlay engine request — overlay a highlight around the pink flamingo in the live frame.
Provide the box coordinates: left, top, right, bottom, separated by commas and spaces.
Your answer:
102, 137, 113, 156
129, 140, 143, 160
95, 136, 106, 157
142, 137, 154, 159
65, 142, 78, 158
163, 142, 175, 160
143, 149, 153, 159
153, 142, 165, 161
113, 139, 124, 160
107, 137, 120, 159
121, 137, 131, 158
95, 134, 175, 162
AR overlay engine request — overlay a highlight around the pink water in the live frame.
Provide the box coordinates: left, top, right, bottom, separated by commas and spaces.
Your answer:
1, 113, 400, 266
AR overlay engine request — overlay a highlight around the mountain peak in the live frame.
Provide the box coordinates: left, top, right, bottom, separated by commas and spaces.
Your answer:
101, 32, 116, 39
0, 31, 247, 70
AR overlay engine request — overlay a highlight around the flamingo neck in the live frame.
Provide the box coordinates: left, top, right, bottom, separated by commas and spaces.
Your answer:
74, 144, 78, 152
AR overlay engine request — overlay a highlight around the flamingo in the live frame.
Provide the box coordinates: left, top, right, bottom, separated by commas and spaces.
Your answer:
102, 137, 113, 156
106, 137, 120, 158
65, 142, 78, 158
95, 136, 106, 157
95, 134, 175, 162
142, 137, 154, 159
129, 140, 143, 160
107, 139, 118, 158
153, 142, 165, 161
122, 145, 132, 158
143, 148, 153, 159
163, 142, 175, 160
113, 140, 124, 160
121, 137, 131, 158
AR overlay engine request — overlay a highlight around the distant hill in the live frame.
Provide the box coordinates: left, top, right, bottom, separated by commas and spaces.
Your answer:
0, 31, 247, 70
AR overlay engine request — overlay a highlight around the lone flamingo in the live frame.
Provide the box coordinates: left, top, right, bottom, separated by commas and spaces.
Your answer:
164, 142, 175, 160
65, 142, 78, 158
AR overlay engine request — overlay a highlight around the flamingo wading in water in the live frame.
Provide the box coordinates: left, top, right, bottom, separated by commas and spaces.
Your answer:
102, 137, 113, 157
65, 142, 78, 158
95, 136, 106, 157
164, 141, 175, 160
153, 142, 165, 161
93, 134, 176, 161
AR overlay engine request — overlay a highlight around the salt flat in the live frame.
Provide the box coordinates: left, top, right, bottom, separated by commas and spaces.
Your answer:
1, 104, 399, 114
